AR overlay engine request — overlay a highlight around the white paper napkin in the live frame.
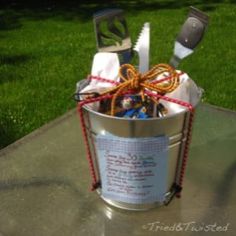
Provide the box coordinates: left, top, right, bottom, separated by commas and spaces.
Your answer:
80, 52, 120, 110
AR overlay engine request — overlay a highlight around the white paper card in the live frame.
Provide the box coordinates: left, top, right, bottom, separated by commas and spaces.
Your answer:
96, 135, 169, 204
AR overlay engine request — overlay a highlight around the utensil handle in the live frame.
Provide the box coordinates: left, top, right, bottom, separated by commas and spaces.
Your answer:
169, 55, 180, 68
93, 8, 123, 21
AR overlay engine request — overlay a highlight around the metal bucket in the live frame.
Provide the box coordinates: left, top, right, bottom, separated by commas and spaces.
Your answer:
80, 79, 202, 210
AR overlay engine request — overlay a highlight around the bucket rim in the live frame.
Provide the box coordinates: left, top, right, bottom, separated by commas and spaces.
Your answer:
79, 78, 203, 121
83, 104, 189, 121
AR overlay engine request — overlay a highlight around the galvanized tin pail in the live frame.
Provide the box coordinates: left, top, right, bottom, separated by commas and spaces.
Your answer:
80, 78, 202, 210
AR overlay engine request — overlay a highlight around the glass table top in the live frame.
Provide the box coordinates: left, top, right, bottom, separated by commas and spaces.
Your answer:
0, 103, 235, 236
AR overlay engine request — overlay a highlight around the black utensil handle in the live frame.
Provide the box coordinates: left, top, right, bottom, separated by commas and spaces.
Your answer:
176, 6, 209, 50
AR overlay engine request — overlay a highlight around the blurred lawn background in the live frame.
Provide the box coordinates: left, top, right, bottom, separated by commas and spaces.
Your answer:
0, 0, 236, 148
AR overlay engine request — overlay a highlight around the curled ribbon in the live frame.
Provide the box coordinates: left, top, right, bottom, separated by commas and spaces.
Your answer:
100, 63, 180, 116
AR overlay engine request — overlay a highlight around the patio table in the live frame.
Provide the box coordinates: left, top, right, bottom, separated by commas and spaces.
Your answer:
0, 103, 235, 236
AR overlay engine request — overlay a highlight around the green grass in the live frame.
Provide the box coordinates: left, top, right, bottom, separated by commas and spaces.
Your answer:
1, 0, 236, 148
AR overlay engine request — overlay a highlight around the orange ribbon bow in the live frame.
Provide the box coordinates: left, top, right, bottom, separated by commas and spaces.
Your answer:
100, 63, 180, 116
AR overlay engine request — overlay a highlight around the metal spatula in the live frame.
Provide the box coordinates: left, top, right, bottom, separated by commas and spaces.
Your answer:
169, 6, 209, 68
93, 8, 132, 64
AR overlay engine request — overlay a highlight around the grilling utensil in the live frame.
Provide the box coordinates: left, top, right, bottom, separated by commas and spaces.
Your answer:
133, 22, 150, 73
169, 6, 209, 68
93, 8, 132, 64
